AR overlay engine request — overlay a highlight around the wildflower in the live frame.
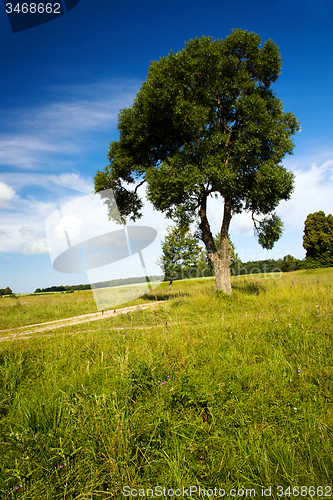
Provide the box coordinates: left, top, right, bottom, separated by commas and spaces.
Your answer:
167, 375, 170, 378
293, 407, 297, 410
315, 305, 319, 307
161, 382, 165, 386
14, 486, 19, 490
298, 369, 301, 373
319, 436, 323, 439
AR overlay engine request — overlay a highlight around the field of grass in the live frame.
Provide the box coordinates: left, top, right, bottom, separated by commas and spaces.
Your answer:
0, 286, 164, 331
0, 268, 333, 499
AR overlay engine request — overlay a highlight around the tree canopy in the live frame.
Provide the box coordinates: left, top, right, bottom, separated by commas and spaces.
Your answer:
94, 29, 300, 294
303, 211, 333, 267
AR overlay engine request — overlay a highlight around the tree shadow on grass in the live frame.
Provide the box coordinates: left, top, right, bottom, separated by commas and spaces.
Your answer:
232, 280, 266, 295
143, 291, 190, 301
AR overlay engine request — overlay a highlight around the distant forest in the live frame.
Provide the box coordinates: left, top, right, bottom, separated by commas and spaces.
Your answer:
34, 275, 164, 294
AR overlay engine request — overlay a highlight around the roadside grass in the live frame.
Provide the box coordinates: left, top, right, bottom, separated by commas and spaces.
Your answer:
0, 269, 332, 498
0, 290, 97, 330
0, 285, 168, 331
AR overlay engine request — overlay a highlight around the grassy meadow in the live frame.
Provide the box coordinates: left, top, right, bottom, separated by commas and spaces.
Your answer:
0, 286, 164, 331
0, 268, 333, 498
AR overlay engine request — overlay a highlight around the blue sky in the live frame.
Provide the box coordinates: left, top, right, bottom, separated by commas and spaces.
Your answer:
0, 0, 332, 293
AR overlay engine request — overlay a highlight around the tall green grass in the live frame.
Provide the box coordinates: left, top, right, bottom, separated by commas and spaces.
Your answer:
0, 269, 332, 498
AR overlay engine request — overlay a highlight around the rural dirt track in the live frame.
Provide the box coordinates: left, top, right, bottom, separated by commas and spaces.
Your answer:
0, 301, 165, 343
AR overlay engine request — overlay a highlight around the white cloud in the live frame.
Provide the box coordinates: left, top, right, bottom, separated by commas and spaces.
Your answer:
50, 173, 92, 194
0, 135, 73, 170
0, 172, 93, 198
18, 226, 35, 235
231, 212, 254, 235
0, 79, 140, 171
22, 238, 49, 255
0, 181, 16, 208
0, 199, 56, 255
0, 180, 93, 255
277, 158, 333, 229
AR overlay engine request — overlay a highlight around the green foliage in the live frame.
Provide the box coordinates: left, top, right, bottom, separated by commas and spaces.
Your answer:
303, 211, 333, 267
0, 287, 13, 296
281, 254, 299, 272
234, 258, 283, 275
158, 225, 204, 280
94, 29, 300, 292
253, 213, 284, 250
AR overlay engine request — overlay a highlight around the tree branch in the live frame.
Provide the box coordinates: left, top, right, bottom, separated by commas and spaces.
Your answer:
134, 178, 146, 195
220, 196, 232, 245
198, 194, 217, 255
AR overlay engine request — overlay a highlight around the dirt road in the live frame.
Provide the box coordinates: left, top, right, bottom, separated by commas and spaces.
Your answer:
0, 301, 165, 342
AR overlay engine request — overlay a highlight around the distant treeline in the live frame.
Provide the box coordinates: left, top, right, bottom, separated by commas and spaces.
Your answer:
34, 284, 91, 293
213, 256, 313, 277
206, 254, 331, 278
238, 255, 333, 274
232, 258, 286, 275
34, 275, 164, 294
91, 275, 164, 289
0, 287, 13, 296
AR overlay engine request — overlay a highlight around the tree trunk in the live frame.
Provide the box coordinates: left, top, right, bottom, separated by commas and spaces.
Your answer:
210, 251, 232, 294
199, 193, 232, 295
168, 271, 174, 291
217, 196, 232, 294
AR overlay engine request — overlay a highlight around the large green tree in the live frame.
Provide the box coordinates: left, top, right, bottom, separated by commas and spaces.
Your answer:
94, 29, 300, 294
303, 211, 333, 266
